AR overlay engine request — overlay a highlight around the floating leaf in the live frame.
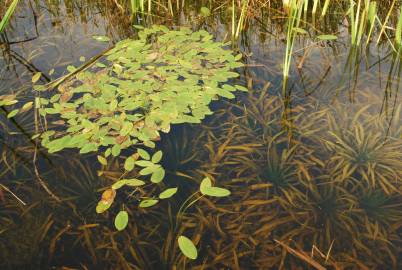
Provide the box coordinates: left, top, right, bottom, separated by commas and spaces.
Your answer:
200, 177, 230, 197
199, 177, 212, 193
97, 155, 108, 166
114, 210, 129, 231
20, 101, 33, 113
151, 167, 165, 183
112, 179, 145, 190
124, 156, 135, 171
159, 187, 178, 199
178, 235, 198, 260
202, 187, 231, 197
32, 72, 42, 83
151, 150, 163, 163
96, 200, 112, 213
137, 148, 150, 160
139, 199, 158, 208
7, 109, 19, 118
317, 34, 337, 40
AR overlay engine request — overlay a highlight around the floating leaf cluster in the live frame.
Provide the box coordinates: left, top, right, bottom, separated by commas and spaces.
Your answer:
34, 25, 244, 232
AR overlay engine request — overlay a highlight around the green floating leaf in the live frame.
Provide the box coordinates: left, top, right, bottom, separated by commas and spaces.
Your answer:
199, 177, 230, 197
112, 179, 145, 190
293, 27, 308, 34
178, 235, 198, 260
124, 156, 135, 171
139, 199, 159, 208
93, 35, 110, 42
7, 109, 19, 118
137, 148, 150, 160
97, 155, 108, 166
114, 210, 129, 231
151, 167, 165, 183
159, 187, 178, 199
202, 187, 231, 197
199, 177, 212, 193
317, 34, 337, 41
151, 150, 163, 163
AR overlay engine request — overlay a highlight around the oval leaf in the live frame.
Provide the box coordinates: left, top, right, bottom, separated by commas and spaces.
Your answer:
178, 235, 198, 260
199, 177, 212, 194
139, 199, 159, 208
159, 187, 178, 199
151, 167, 165, 183
151, 150, 163, 163
202, 187, 231, 197
114, 211, 129, 231
124, 156, 135, 171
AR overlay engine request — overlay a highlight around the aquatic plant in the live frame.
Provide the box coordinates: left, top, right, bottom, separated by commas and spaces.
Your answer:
0, 0, 19, 33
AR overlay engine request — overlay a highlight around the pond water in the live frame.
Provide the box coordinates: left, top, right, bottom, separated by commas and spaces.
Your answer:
1, 1, 401, 269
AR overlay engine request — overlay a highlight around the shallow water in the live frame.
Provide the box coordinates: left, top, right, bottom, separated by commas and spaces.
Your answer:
1, 1, 402, 269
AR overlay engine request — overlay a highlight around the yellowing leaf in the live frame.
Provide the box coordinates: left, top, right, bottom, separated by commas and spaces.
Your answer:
32, 72, 42, 83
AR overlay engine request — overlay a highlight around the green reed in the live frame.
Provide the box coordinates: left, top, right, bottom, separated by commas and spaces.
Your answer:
283, 0, 304, 95
0, 0, 19, 33
396, 5, 402, 48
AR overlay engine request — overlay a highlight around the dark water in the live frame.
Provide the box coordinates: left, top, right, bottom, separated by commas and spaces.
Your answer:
1, 1, 401, 269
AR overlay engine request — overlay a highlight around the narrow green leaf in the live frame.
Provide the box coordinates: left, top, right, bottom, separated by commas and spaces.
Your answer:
159, 187, 178, 199
317, 34, 337, 41
7, 109, 19, 118
97, 155, 108, 166
139, 199, 158, 208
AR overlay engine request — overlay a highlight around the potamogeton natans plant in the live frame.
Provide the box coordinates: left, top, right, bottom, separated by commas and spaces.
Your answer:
33, 25, 245, 234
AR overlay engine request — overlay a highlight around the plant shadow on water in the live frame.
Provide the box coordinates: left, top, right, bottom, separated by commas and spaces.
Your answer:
1, 0, 402, 269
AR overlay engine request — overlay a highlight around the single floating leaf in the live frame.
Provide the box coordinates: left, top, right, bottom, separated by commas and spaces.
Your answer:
159, 187, 178, 199
124, 156, 135, 171
112, 179, 145, 190
137, 148, 150, 160
317, 34, 337, 41
32, 72, 42, 83
151, 150, 163, 163
114, 210, 129, 231
7, 109, 19, 118
139, 199, 158, 208
151, 167, 165, 183
178, 235, 198, 260
97, 155, 108, 166
202, 187, 231, 197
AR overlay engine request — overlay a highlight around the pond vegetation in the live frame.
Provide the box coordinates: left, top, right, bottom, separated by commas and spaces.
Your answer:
1, 0, 402, 269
